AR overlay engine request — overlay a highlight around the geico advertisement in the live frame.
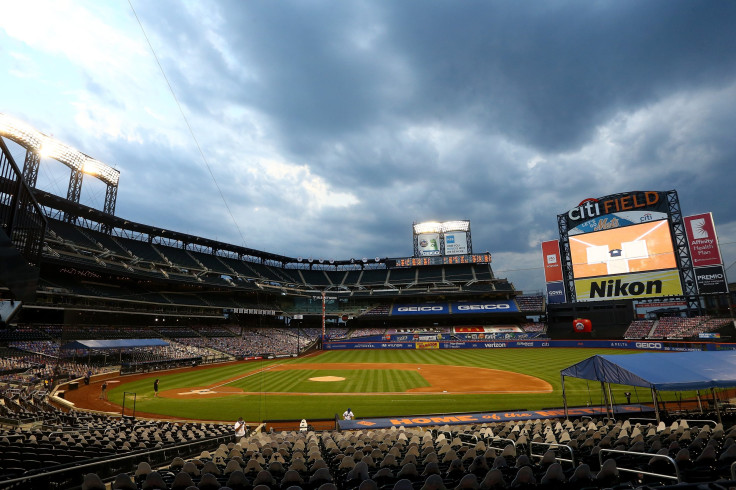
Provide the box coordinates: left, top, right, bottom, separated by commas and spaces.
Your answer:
575, 269, 683, 301
452, 300, 519, 314
570, 219, 677, 279
392, 303, 449, 315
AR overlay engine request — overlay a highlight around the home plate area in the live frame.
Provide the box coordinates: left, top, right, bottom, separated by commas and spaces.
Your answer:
178, 389, 217, 395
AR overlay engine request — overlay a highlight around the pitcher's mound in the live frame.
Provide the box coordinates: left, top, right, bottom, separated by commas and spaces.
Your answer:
309, 376, 345, 382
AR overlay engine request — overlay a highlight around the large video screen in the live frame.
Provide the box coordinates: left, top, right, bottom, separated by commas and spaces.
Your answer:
569, 219, 677, 279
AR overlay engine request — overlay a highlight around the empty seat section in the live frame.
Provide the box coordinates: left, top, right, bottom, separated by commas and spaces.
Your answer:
300, 269, 332, 287
473, 265, 493, 280
247, 262, 286, 282
342, 270, 362, 287
216, 257, 259, 278
156, 245, 202, 269
46, 219, 97, 248
387, 268, 416, 285
84, 228, 131, 255
416, 266, 444, 283
117, 237, 164, 262
191, 251, 232, 274
325, 270, 346, 285
443, 264, 474, 281
360, 269, 389, 286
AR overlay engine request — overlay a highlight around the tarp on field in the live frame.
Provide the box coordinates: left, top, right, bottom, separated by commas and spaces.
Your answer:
60, 339, 169, 350
561, 351, 736, 391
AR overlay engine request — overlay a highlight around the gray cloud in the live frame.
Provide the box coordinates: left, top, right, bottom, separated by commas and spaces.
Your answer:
3, 0, 736, 293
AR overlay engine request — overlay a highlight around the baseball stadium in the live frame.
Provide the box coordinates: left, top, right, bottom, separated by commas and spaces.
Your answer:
1, 116, 736, 490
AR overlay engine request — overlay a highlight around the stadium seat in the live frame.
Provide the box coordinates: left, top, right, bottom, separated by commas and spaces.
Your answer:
393, 479, 414, 490
225, 470, 248, 490
141, 471, 168, 490
82, 473, 106, 490
359, 478, 380, 490
479, 468, 506, 490
170, 472, 196, 490
112, 473, 138, 490
510, 466, 536, 488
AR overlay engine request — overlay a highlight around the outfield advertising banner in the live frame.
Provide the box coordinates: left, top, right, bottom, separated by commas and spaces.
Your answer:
452, 300, 519, 314
324, 339, 718, 351
541, 240, 563, 282
694, 265, 729, 294
574, 269, 683, 302
684, 213, 723, 267
546, 282, 566, 304
416, 342, 439, 349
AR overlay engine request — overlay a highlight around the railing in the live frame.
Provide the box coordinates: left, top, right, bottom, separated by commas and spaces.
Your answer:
530, 441, 576, 467
599, 448, 680, 484
0, 136, 46, 267
484, 436, 517, 452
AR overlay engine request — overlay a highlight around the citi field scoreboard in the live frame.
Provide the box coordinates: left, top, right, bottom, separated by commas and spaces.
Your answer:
544, 190, 727, 308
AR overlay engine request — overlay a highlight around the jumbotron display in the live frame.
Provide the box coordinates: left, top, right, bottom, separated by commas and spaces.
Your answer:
569, 219, 678, 279
550, 190, 698, 305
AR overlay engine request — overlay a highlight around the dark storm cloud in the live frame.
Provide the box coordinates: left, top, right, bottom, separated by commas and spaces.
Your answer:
161, 0, 736, 158
60, 0, 736, 291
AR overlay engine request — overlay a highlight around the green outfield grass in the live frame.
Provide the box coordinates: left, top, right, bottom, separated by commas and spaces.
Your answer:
106, 348, 683, 422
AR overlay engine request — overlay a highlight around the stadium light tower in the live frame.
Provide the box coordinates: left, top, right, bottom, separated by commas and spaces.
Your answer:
0, 113, 120, 220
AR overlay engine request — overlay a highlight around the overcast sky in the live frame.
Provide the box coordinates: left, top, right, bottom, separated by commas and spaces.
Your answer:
1, 0, 735, 293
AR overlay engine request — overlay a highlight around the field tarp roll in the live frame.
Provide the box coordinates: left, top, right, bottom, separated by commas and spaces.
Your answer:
60, 339, 169, 350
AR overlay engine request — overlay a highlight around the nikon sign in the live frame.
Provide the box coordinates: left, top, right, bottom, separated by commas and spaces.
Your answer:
575, 269, 683, 302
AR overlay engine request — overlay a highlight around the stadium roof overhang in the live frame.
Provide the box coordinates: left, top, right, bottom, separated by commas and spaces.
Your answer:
34, 191, 390, 268
560, 351, 736, 422
60, 339, 169, 350
34, 191, 295, 263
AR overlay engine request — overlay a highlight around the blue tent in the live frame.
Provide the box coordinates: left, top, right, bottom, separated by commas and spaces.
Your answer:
560, 351, 736, 391
560, 351, 736, 421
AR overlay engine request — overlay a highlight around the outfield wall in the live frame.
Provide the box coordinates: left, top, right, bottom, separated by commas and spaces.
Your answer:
325, 339, 736, 352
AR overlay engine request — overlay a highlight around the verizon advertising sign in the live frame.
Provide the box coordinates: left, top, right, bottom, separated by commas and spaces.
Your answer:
541, 240, 563, 283
684, 213, 723, 267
